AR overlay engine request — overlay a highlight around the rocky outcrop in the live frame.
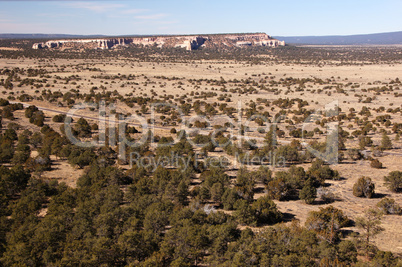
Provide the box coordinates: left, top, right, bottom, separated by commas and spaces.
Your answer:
32, 33, 284, 51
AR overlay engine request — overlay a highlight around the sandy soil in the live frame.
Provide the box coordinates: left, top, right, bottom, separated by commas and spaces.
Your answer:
42, 156, 83, 188
0, 47, 22, 51
1, 57, 401, 253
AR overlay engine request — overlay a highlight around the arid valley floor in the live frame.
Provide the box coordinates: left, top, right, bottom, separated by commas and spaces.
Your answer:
0, 43, 401, 265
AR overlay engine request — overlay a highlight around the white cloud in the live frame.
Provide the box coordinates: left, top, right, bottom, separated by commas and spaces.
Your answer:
134, 13, 168, 20
160, 20, 179, 25
121, 9, 149, 15
36, 13, 79, 18
62, 2, 125, 13
60, 2, 163, 20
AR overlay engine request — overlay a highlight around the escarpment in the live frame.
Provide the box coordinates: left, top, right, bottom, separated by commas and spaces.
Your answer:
32, 33, 285, 51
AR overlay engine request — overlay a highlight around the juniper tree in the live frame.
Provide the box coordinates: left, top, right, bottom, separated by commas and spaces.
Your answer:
355, 208, 384, 258
379, 132, 392, 151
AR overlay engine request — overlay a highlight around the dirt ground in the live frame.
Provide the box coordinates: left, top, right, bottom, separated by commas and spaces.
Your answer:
1, 56, 401, 253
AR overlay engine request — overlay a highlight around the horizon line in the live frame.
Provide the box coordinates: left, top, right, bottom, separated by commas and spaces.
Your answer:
1, 30, 402, 38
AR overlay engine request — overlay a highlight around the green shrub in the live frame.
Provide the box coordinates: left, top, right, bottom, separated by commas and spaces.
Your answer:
305, 206, 350, 243
353, 177, 375, 198
384, 171, 402, 192
252, 196, 283, 225
376, 198, 401, 215
370, 158, 383, 169
52, 114, 66, 123
299, 180, 317, 204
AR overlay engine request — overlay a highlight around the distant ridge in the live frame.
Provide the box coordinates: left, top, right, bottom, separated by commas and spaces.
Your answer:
274, 31, 402, 45
3, 31, 402, 45
30, 33, 285, 51
0, 32, 270, 39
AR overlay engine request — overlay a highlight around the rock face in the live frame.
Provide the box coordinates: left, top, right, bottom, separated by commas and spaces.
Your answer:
32, 33, 284, 50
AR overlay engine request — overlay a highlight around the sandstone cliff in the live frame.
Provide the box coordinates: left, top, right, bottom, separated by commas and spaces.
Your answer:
32, 33, 284, 51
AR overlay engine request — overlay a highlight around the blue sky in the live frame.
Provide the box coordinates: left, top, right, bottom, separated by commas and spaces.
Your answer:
0, 0, 401, 36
